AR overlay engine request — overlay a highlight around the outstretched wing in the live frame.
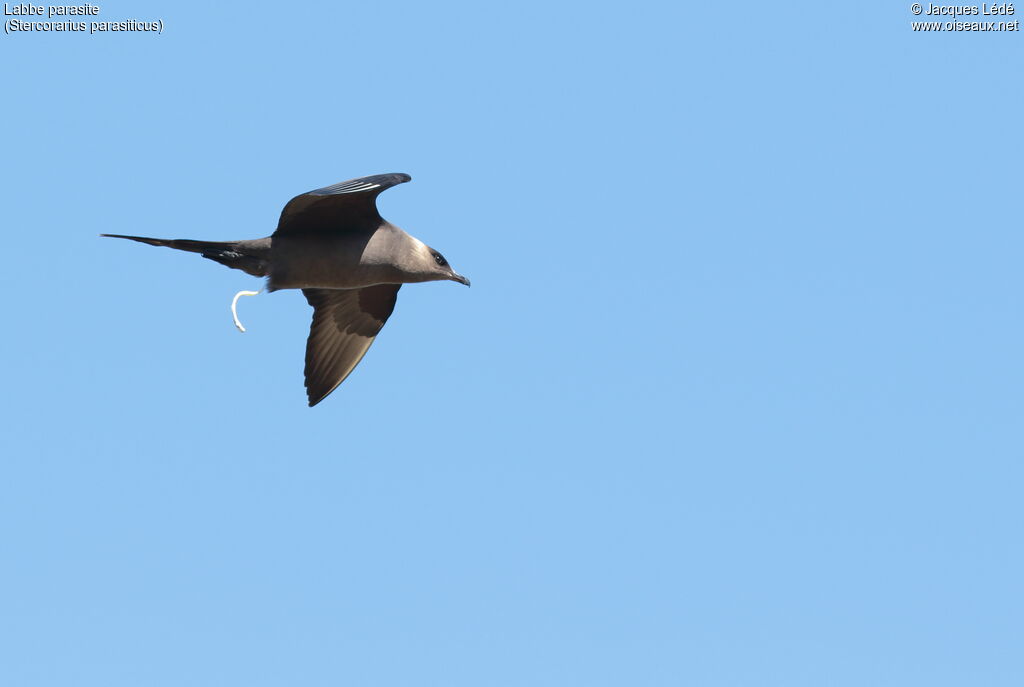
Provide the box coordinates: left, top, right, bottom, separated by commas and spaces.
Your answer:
302, 285, 401, 406
275, 173, 412, 236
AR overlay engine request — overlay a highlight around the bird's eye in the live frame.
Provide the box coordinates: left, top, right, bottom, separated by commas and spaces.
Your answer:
433, 253, 448, 267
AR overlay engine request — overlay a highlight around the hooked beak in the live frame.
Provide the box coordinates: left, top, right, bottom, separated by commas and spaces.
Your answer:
451, 272, 471, 287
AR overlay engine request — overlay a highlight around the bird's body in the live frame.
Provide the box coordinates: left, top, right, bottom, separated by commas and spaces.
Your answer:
103, 173, 468, 406
269, 222, 440, 290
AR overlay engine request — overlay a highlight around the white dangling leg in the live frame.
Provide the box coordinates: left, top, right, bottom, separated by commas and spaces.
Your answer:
231, 290, 261, 333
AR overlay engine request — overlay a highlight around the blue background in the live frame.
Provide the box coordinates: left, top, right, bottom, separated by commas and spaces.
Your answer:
3, 2, 1022, 685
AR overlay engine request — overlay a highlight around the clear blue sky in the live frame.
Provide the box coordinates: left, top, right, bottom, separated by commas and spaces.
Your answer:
3, 2, 1022, 685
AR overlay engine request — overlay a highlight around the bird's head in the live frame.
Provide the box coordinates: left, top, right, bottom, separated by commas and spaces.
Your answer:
380, 223, 470, 286
426, 247, 471, 286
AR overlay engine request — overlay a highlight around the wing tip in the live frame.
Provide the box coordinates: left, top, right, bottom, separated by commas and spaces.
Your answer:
305, 383, 339, 408
309, 172, 412, 197
305, 379, 325, 407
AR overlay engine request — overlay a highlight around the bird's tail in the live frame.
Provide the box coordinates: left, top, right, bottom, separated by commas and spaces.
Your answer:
101, 233, 271, 277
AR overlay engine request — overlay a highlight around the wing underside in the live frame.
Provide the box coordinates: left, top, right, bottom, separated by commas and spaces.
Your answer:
302, 284, 401, 406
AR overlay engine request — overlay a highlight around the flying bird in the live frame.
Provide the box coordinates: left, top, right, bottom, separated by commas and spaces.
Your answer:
103, 173, 469, 406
